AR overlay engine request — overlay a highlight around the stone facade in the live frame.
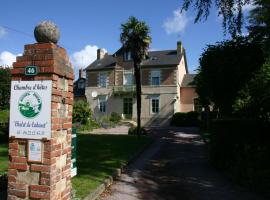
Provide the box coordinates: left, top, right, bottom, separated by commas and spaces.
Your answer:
85, 41, 197, 127
8, 43, 73, 199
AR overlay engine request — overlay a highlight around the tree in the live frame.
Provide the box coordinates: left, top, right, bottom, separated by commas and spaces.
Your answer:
234, 57, 270, 121
181, 0, 254, 37
248, 0, 270, 54
195, 37, 264, 116
120, 16, 151, 135
0, 67, 11, 109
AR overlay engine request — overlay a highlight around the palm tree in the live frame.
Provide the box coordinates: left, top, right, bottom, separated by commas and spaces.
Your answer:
120, 16, 151, 135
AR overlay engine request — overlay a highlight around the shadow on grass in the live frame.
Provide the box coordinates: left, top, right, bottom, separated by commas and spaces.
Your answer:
72, 134, 151, 199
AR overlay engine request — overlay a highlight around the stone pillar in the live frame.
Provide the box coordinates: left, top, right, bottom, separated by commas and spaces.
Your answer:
8, 42, 74, 199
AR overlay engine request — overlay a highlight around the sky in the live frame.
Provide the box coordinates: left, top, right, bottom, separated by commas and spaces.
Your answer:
0, 0, 254, 78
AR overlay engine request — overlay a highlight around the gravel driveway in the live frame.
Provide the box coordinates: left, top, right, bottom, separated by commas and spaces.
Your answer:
99, 127, 265, 200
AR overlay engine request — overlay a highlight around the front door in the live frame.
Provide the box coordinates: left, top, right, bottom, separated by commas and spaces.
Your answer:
123, 98, 133, 119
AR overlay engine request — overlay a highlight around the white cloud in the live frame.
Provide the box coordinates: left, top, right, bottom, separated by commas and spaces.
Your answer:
242, 2, 256, 12
71, 45, 107, 69
0, 26, 7, 38
71, 45, 107, 79
163, 9, 189, 34
0, 51, 17, 67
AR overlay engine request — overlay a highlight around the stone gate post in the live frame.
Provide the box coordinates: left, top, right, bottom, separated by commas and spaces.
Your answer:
8, 21, 74, 200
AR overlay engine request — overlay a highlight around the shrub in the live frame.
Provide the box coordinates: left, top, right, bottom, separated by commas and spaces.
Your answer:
171, 111, 199, 127
72, 100, 100, 131
210, 119, 270, 195
128, 126, 147, 135
0, 174, 7, 199
110, 112, 122, 124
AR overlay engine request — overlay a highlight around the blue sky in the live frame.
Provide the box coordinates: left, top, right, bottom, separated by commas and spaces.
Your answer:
0, 0, 253, 77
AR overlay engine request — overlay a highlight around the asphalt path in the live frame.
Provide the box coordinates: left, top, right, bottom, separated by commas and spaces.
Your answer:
99, 127, 265, 200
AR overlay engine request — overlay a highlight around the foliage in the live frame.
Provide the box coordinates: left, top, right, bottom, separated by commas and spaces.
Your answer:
0, 144, 8, 174
233, 58, 270, 121
181, 0, 254, 36
0, 68, 11, 110
0, 174, 7, 199
72, 100, 99, 131
120, 16, 151, 135
128, 126, 148, 135
73, 101, 92, 124
72, 134, 151, 198
195, 37, 264, 116
248, 0, 270, 54
0, 110, 9, 124
171, 111, 199, 127
209, 119, 270, 196
110, 112, 122, 124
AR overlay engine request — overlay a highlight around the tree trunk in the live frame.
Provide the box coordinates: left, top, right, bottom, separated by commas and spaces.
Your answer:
134, 62, 141, 136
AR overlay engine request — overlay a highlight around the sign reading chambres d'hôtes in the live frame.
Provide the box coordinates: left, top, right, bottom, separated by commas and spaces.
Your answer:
9, 81, 52, 139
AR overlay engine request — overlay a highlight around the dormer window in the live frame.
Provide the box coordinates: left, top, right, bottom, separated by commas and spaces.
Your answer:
124, 51, 132, 61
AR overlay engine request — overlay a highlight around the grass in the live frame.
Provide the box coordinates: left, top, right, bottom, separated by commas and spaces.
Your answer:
0, 143, 8, 175
0, 133, 151, 199
72, 134, 151, 198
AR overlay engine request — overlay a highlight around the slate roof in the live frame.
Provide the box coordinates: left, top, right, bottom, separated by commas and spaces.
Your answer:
85, 49, 182, 71
181, 74, 196, 87
141, 50, 181, 66
86, 55, 116, 71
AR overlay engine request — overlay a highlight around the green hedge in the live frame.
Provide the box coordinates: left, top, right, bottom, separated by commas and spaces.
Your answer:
170, 111, 199, 127
128, 126, 148, 135
210, 119, 270, 196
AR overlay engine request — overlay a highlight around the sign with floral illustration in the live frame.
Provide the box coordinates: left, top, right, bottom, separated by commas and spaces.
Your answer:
9, 81, 52, 139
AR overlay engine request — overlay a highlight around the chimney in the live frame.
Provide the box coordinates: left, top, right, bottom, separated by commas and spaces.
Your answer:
177, 41, 184, 55
97, 48, 106, 60
79, 68, 84, 79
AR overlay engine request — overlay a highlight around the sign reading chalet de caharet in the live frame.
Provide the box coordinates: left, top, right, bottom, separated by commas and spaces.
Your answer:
9, 80, 52, 139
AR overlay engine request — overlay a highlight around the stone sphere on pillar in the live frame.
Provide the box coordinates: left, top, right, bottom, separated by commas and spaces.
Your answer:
34, 21, 60, 44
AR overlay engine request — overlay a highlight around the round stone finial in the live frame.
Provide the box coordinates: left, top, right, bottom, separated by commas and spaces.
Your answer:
34, 21, 60, 44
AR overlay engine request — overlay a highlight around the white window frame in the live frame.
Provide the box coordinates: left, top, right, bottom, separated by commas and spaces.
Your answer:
98, 95, 107, 113
124, 51, 132, 61
150, 96, 160, 114
123, 71, 133, 86
150, 70, 161, 86
98, 72, 108, 88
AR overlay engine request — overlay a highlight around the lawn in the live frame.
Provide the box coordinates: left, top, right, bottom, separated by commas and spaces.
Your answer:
72, 134, 151, 198
0, 134, 151, 199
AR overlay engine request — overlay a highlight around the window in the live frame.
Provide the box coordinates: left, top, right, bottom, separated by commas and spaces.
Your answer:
98, 96, 107, 113
99, 72, 107, 88
78, 80, 85, 89
193, 98, 202, 112
124, 51, 132, 61
123, 71, 133, 85
123, 98, 133, 115
151, 96, 160, 114
151, 70, 160, 86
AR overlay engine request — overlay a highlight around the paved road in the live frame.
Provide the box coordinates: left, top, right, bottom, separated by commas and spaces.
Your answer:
99, 127, 265, 200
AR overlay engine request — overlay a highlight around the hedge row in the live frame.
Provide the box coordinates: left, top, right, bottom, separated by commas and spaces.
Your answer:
210, 119, 270, 196
170, 111, 199, 127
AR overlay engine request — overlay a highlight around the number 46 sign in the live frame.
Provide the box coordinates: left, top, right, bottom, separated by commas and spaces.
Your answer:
25, 66, 38, 76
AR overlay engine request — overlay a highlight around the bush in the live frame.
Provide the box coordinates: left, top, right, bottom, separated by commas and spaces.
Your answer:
209, 119, 270, 195
72, 101, 100, 131
128, 126, 147, 135
171, 111, 199, 127
110, 112, 122, 124
0, 174, 7, 199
